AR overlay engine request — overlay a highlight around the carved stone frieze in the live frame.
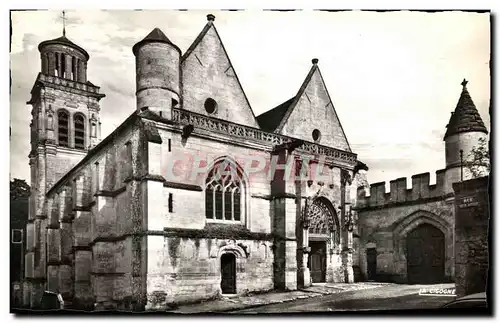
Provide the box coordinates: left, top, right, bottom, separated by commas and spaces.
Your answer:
172, 108, 357, 165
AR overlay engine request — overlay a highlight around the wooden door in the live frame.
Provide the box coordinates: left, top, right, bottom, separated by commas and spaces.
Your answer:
309, 242, 326, 283
406, 224, 445, 284
221, 253, 236, 294
366, 248, 377, 281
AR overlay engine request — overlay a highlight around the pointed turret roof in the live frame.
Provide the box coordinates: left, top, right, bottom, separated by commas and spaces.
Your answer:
132, 27, 181, 56
444, 79, 488, 140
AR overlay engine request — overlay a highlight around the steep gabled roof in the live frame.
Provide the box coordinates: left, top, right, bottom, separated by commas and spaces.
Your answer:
180, 14, 260, 127
273, 62, 318, 133
444, 79, 488, 140
258, 59, 352, 152
256, 97, 295, 132
181, 21, 212, 63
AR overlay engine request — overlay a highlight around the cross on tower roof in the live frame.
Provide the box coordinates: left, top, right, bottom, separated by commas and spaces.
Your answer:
61, 10, 67, 36
461, 78, 468, 88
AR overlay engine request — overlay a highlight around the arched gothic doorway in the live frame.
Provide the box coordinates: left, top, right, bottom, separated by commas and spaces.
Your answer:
406, 223, 445, 284
307, 197, 339, 283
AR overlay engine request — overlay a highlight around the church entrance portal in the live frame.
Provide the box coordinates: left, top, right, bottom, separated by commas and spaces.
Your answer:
221, 253, 236, 294
308, 241, 326, 283
406, 223, 445, 284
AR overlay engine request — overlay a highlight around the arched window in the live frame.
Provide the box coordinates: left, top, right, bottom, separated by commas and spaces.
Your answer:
61, 53, 66, 78
57, 110, 69, 147
205, 159, 245, 222
74, 114, 85, 149
55, 53, 59, 77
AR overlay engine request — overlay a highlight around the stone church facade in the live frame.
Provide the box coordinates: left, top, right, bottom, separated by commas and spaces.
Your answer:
355, 79, 489, 284
23, 14, 368, 310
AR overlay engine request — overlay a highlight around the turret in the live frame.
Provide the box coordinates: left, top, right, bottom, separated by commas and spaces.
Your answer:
443, 79, 489, 193
133, 28, 181, 117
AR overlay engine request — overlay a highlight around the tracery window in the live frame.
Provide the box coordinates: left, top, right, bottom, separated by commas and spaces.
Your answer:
74, 114, 85, 149
205, 159, 244, 222
58, 110, 69, 147
308, 198, 339, 243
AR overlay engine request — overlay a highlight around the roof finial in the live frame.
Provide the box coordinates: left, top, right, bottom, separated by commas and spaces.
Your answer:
207, 14, 215, 22
461, 78, 468, 88
61, 10, 67, 37
312, 58, 319, 65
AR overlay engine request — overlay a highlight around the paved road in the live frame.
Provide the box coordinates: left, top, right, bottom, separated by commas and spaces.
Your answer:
233, 284, 455, 313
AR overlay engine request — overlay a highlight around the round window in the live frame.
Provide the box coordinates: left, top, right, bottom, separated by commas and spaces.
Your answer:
204, 98, 217, 114
312, 129, 321, 142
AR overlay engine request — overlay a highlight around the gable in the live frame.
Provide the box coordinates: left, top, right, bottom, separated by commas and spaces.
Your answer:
278, 67, 351, 152
181, 24, 259, 128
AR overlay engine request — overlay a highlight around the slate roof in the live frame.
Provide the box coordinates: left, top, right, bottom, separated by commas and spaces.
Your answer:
256, 97, 295, 132
132, 27, 181, 56
444, 80, 488, 140
38, 35, 89, 60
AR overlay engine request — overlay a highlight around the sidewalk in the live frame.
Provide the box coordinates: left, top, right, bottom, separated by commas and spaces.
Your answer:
169, 282, 391, 313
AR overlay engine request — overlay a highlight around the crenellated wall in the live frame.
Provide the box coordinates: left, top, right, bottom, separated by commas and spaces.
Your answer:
356, 169, 448, 209
355, 169, 456, 284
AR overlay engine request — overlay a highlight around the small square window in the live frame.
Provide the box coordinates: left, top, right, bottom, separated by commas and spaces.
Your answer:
11, 229, 23, 244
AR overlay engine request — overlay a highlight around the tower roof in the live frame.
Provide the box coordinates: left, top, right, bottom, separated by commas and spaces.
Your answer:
38, 35, 89, 60
444, 79, 488, 140
132, 27, 181, 56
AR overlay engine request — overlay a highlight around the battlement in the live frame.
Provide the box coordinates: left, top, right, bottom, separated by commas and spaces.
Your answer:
356, 169, 447, 208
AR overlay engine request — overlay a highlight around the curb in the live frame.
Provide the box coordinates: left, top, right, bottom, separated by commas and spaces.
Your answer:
177, 290, 338, 313
172, 284, 390, 313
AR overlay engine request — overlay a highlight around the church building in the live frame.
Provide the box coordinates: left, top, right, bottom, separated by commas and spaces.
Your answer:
23, 14, 366, 310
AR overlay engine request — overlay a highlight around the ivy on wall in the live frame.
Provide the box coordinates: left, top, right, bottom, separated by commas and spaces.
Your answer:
163, 223, 278, 241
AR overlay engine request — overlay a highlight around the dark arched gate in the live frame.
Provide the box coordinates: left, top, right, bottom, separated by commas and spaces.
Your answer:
406, 223, 445, 284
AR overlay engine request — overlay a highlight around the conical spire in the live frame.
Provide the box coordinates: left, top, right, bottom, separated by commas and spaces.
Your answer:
444, 79, 488, 140
132, 27, 179, 56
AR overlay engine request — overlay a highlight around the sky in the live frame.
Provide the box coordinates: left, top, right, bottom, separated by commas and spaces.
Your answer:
9, 9, 491, 187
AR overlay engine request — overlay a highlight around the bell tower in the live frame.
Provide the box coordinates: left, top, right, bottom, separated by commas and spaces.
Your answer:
26, 15, 105, 219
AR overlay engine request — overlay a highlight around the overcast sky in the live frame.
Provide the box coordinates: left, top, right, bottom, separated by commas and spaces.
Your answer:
9, 10, 490, 187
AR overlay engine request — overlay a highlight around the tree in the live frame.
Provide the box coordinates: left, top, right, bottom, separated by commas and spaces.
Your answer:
10, 179, 30, 228
10, 178, 30, 200
465, 137, 490, 178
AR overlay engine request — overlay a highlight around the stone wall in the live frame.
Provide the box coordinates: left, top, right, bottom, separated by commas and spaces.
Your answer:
146, 235, 274, 310
357, 191, 455, 283
25, 117, 145, 310
453, 176, 490, 298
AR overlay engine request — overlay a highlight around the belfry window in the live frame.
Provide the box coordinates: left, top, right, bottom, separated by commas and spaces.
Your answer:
72, 56, 77, 81
74, 114, 85, 149
205, 159, 244, 222
57, 110, 69, 147
61, 53, 66, 78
